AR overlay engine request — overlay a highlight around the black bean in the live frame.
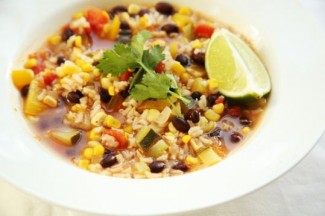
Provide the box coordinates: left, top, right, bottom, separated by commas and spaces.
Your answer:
191, 52, 205, 65
62, 28, 74, 41
20, 85, 29, 97
56, 56, 66, 66
208, 127, 222, 137
172, 161, 189, 172
100, 154, 117, 168
172, 117, 190, 133
139, 8, 149, 16
66, 90, 83, 104
149, 161, 165, 173
109, 6, 127, 18
155, 2, 174, 15
99, 87, 111, 103
239, 116, 252, 126
191, 91, 202, 100
185, 109, 200, 123
120, 21, 130, 30
207, 93, 219, 106
175, 54, 190, 66
230, 132, 242, 143
161, 24, 179, 35
104, 149, 116, 156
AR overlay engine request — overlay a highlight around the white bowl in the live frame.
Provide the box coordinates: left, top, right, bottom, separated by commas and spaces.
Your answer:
0, 0, 325, 215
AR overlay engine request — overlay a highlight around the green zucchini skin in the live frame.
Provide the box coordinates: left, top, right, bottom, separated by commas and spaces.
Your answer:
140, 129, 159, 150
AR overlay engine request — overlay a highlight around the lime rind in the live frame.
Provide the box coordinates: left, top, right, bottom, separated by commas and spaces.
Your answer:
206, 28, 271, 99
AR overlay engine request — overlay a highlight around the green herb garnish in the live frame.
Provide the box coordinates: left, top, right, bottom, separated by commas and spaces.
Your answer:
96, 30, 189, 104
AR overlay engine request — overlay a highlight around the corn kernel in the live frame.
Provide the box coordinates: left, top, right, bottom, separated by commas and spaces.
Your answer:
89, 128, 102, 141
180, 72, 190, 83
165, 132, 174, 137
43, 95, 58, 108
182, 135, 192, 144
185, 155, 200, 165
169, 42, 178, 58
168, 122, 177, 133
147, 109, 160, 123
93, 144, 105, 157
205, 109, 221, 122
56, 61, 81, 77
81, 63, 93, 72
101, 77, 111, 89
88, 140, 101, 147
11, 69, 34, 89
83, 147, 94, 159
191, 77, 207, 93
242, 127, 250, 134
204, 109, 221, 121
171, 62, 186, 76
80, 72, 91, 84
212, 103, 224, 114
71, 104, 81, 112
139, 16, 148, 28
107, 16, 120, 41
91, 111, 107, 126
74, 36, 82, 48
108, 86, 115, 96
48, 35, 62, 46
73, 12, 84, 19
172, 13, 190, 27
124, 125, 133, 134
128, 3, 141, 14
78, 159, 90, 169
24, 58, 37, 69
178, 7, 192, 15
93, 68, 101, 77
191, 39, 202, 49
208, 79, 219, 94
102, 10, 109, 19
104, 115, 121, 129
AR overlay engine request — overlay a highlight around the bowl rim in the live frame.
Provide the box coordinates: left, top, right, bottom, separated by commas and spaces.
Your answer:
0, 0, 325, 215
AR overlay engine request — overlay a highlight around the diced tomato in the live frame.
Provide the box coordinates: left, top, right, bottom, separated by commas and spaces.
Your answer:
228, 106, 242, 117
103, 129, 128, 149
119, 71, 133, 81
43, 74, 58, 85
215, 96, 225, 104
86, 8, 109, 33
155, 61, 165, 73
195, 24, 214, 38
31, 64, 45, 74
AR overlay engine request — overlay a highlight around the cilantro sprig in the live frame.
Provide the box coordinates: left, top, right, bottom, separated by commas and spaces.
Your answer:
96, 30, 189, 103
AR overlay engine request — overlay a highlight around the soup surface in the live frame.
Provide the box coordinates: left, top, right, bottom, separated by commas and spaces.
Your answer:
12, 2, 268, 178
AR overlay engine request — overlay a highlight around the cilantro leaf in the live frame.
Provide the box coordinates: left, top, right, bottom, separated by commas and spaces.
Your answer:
97, 43, 137, 76
130, 73, 172, 101
131, 30, 152, 58
142, 45, 165, 71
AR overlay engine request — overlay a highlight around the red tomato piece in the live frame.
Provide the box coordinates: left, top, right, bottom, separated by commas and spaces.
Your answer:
86, 8, 109, 33
103, 129, 128, 149
43, 74, 58, 85
195, 24, 214, 38
215, 96, 225, 104
228, 106, 242, 117
155, 61, 165, 73
119, 71, 133, 81
31, 64, 45, 74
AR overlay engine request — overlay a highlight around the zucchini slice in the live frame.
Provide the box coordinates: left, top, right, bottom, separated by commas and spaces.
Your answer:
136, 126, 160, 150
48, 129, 81, 146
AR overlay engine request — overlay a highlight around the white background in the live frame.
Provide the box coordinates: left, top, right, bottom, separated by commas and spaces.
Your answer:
0, 0, 324, 215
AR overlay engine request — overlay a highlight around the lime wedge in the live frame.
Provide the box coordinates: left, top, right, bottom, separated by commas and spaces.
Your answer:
205, 29, 271, 99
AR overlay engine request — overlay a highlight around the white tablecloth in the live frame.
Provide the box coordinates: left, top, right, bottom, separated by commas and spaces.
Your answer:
1, 0, 325, 215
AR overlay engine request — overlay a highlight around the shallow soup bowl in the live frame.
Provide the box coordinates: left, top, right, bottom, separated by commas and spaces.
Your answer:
0, 0, 325, 215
